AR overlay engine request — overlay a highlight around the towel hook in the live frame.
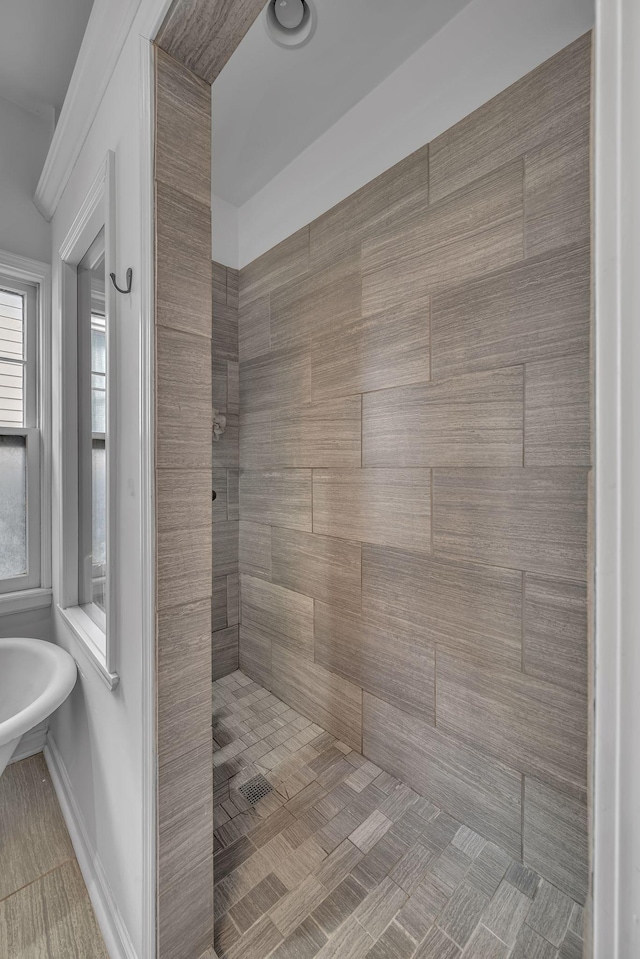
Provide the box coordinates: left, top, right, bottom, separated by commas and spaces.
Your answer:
110, 268, 132, 294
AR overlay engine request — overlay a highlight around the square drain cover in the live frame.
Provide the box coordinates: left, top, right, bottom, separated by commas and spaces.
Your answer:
238, 774, 273, 805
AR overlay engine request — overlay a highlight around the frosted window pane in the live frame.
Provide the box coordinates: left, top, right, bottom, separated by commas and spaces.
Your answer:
91, 388, 105, 434
0, 434, 27, 578
91, 327, 105, 374
92, 442, 106, 611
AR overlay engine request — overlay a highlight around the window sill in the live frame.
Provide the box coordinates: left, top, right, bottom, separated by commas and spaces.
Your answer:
0, 587, 53, 616
57, 604, 119, 691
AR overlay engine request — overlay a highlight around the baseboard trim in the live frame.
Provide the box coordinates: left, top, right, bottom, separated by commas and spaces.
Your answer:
44, 734, 139, 959
10, 721, 48, 764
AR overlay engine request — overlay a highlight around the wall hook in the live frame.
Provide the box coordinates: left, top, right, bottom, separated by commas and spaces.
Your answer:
110, 268, 132, 294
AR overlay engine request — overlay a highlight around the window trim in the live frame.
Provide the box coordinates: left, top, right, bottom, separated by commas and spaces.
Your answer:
57, 151, 118, 688
0, 251, 52, 612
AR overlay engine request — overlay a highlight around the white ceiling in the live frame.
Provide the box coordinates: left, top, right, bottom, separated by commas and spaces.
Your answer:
212, 0, 475, 207
0, 0, 95, 120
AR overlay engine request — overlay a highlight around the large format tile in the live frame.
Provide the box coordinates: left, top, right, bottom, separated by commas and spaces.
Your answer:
0, 754, 74, 902
432, 468, 589, 580
239, 295, 270, 362
239, 624, 272, 689
156, 327, 212, 470
0, 860, 109, 959
525, 351, 591, 466
362, 545, 522, 669
271, 396, 362, 468
212, 521, 238, 577
428, 33, 591, 202
159, 853, 214, 959
158, 741, 213, 890
213, 625, 240, 680
239, 521, 272, 580
241, 574, 314, 657
239, 226, 309, 310
523, 778, 588, 903
313, 469, 431, 553
523, 575, 588, 696
315, 601, 435, 722
156, 469, 211, 532
157, 525, 212, 608
156, 181, 212, 338
271, 528, 362, 612
363, 368, 523, 468
431, 246, 590, 380
363, 694, 522, 858
240, 470, 312, 532
272, 645, 362, 751
241, 348, 311, 413
437, 653, 588, 801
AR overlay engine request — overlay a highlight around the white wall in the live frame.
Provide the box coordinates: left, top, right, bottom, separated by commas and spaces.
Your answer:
211, 0, 594, 268
48, 24, 152, 959
0, 96, 51, 263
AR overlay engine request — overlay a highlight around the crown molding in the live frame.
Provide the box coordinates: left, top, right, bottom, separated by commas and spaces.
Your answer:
33, 0, 171, 222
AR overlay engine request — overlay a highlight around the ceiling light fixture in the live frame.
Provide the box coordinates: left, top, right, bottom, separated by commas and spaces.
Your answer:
266, 0, 316, 48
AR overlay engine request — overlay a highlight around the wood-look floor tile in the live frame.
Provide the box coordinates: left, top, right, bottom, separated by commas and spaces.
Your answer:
352, 877, 409, 939
428, 34, 590, 202
272, 528, 361, 612
395, 877, 449, 943
313, 915, 374, 959
315, 840, 364, 892
390, 843, 437, 894
313, 468, 431, 553
436, 881, 489, 948
509, 925, 558, 959
229, 873, 288, 933
224, 914, 283, 959
505, 861, 541, 900
432, 467, 589, 581
523, 778, 588, 904
362, 545, 522, 669
459, 924, 509, 959
349, 811, 393, 854
363, 694, 522, 858
414, 925, 462, 958
315, 600, 435, 722
0, 860, 108, 959
269, 916, 328, 959
0, 755, 74, 901
437, 652, 588, 801
525, 351, 590, 466
431, 246, 590, 380
269, 875, 328, 937
525, 879, 574, 946
240, 470, 312, 532
481, 879, 532, 947
363, 368, 523, 468
365, 921, 416, 959
241, 574, 313, 657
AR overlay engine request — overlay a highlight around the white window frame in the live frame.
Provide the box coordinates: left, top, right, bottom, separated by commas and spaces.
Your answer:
57, 152, 118, 688
0, 252, 52, 614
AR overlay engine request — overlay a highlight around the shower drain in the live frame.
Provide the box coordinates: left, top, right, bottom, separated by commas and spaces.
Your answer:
238, 773, 273, 805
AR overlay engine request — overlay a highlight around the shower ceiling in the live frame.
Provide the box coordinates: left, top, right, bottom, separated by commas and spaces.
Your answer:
212, 0, 474, 206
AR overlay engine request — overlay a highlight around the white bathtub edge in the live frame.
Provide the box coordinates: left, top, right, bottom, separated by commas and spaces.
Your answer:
9, 721, 48, 764
44, 734, 140, 959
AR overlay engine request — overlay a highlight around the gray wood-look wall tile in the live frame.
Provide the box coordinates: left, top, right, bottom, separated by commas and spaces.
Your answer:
271, 396, 361, 468
228, 470, 239, 522
363, 694, 522, 859
362, 368, 523, 468
311, 299, 430, 401
240, 410, 272, 469
156, 326, 212, 470
212, 468, 228, 521
213, 625, 240, 680
315, 602, 435, 723
212, 413, 239, 468
310, 145, 429, 271
212, 576, 228, 631
523, 777, 588, 904
524, 575, 588, 696
240, 470, 312, 531
156, 181, 212, 338
240, 521, 272, 580
0, 859, 110, 959
157, 469, 212, 532
241, 574, 314, 657
362, 216, 523, 319
158, 525, 212, 609
155, 47, 211, 204
431, 245, 590, 380
428, 33, 591, 203
158, 852, 214, 959
214, 300, 239, 361
212, 260, 227, 304
227, 268, 239, 309
157, 598, 212, 768
437, 652, 588, 801
239, 623, 273, 689
525, 352, 591, 466
158, 740, 213, 887
212, 358, 228, 412
313, 469, 431, 553
432, 468, 588, 580
239, 226, 309, 310
213, 521, 239, 577
524, 125, 591, 258
239, 295, 271, 362
227, 361, 240, 413
271, 527, 362, 612
272, 645, 362, 751
362, 545, 522, 670
241, 348, 311, 413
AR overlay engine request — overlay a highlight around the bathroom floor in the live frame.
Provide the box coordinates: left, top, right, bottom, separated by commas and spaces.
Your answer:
0, 753, 108, 958
213, 671, 585, 959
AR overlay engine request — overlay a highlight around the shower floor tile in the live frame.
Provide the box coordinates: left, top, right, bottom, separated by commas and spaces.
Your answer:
212, 671, 584, 959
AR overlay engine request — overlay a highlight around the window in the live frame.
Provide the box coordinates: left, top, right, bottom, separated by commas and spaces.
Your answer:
0, 277, 40, 593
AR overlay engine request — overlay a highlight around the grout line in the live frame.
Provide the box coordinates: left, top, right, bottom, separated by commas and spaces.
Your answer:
521, 571, 526, 672
522, 363, 526, 467
0, 857, 76, 905
521, 775, 526, 863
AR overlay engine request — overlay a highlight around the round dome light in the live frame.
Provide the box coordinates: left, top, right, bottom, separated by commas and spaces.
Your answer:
274, 0, 304, 29
265, 0, 316, 49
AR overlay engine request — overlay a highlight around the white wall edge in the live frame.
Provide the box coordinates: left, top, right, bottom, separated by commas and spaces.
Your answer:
231, 0, 594, 268
44, 735, 139, 959
33, 0, 172, 222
